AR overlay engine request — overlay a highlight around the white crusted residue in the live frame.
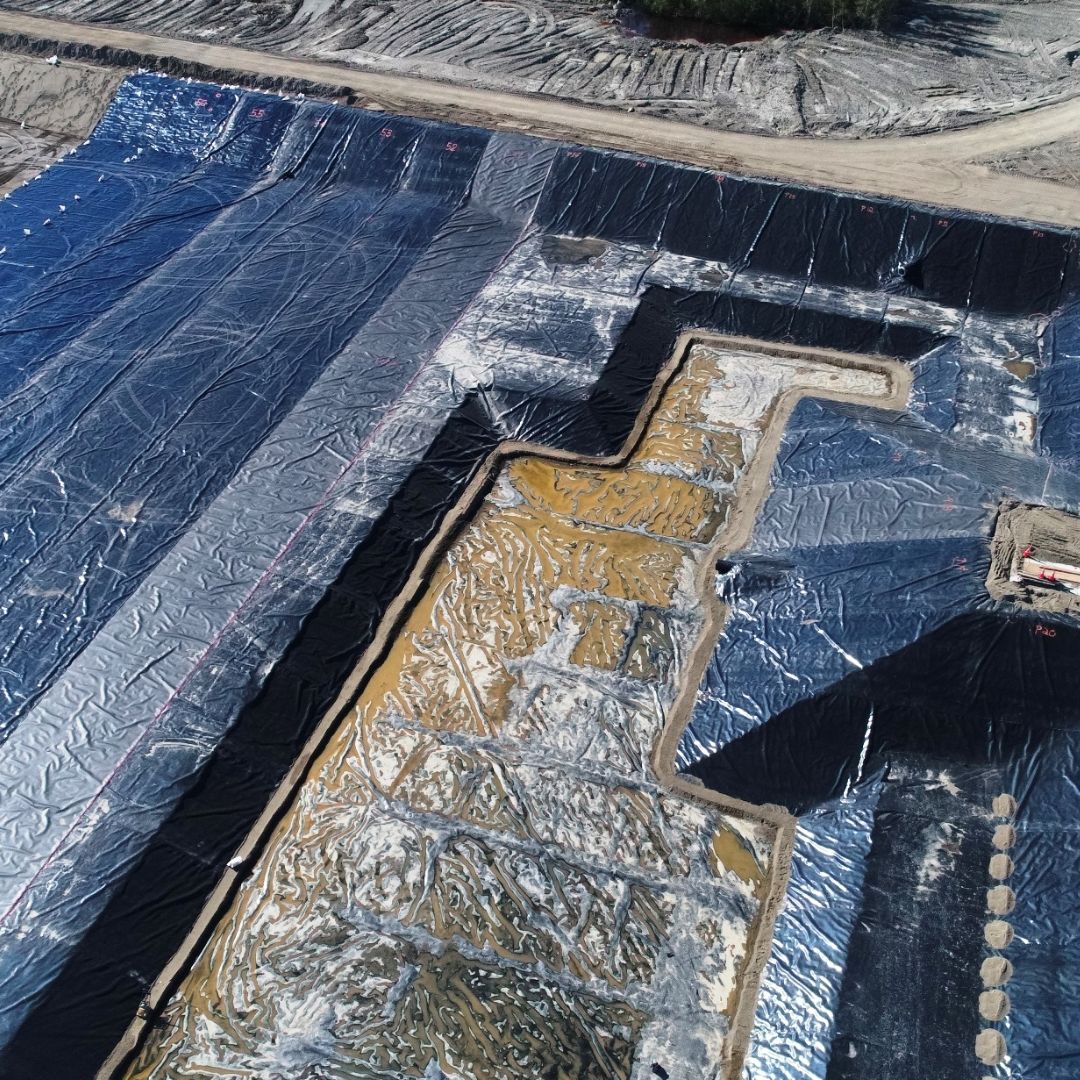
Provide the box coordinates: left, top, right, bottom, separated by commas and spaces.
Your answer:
915, 821, 961, 896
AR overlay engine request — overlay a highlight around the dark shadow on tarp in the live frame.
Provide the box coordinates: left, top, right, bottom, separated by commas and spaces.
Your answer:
0, 287, 944, 1079
688, 610, 1080, 814
690, 607, 1080, 1080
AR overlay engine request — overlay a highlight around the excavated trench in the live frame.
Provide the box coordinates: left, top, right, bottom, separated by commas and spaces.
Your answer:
6, 272, 1052, 1079
12, 282, 923, 1080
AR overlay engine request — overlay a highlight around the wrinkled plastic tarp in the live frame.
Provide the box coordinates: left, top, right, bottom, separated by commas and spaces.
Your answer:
684, 277, 1080, 1078
0, 72, 1077, 1080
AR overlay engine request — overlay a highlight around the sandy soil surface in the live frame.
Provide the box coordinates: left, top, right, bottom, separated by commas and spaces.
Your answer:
987, 501, 1080, 615
0, 52, 120, 192
4, 0, 1080, 139
0, 117, 63, 193
985, 136, 1080, 188
0, 49, 118, 135
2, 11, 1080, 227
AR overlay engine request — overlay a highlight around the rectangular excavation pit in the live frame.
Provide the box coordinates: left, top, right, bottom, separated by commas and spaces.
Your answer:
107, 334, 907, 1080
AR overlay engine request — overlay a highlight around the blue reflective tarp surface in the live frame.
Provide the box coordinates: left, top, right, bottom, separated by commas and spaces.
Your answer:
0, 71, 1077, 1080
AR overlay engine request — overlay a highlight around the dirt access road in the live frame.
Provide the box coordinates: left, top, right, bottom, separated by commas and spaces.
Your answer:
3, 9, 1080, 227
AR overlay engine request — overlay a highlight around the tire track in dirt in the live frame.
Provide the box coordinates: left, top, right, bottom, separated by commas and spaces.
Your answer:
2, 11, 1080, 226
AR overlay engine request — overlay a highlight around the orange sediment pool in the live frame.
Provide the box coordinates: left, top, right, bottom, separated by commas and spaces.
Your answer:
123, 338, 903, 1080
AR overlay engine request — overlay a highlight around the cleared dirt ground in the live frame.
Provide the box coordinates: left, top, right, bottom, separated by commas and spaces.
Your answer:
0, 119, 63, 194
0, 52, 119, 192
2, 11, 1080, 227
5, 0, 1080, 138
984, 137, 1080, 188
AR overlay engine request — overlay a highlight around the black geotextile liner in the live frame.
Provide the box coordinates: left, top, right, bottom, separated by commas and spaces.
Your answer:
684, 392, 1080, 1078
536, 151, 1074, 316
693, 613, 1080, 817
0, 72, 1078, 1080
